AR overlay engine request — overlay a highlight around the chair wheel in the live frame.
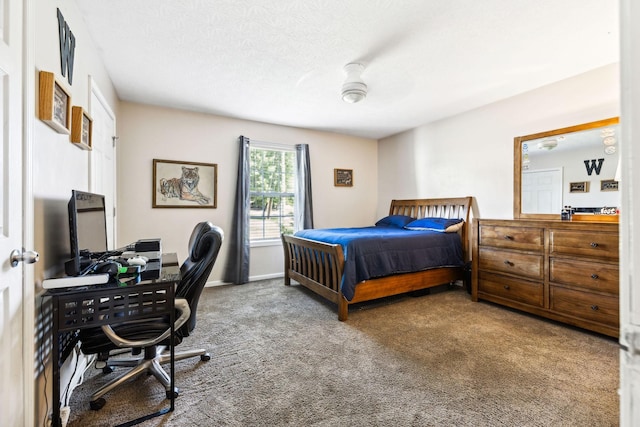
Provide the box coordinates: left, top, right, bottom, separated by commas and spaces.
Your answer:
201, 353, 211, 361
90, 398, 106, 410
166, 387, 179, 399
102, 366, 114, 374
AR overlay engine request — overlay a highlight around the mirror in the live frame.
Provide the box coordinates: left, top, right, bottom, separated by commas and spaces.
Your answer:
514, 117, 620, 220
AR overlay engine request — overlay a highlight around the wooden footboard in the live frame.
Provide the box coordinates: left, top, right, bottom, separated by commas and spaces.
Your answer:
282, 197, 472, 320
281, 234, 348, 317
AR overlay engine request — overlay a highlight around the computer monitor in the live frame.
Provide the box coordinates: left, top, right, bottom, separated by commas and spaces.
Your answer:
66, 190, 108, 275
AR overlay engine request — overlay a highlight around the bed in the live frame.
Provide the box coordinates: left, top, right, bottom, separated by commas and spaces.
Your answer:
281, 197, 473, 320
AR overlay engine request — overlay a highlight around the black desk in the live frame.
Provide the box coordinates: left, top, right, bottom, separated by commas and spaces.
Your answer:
48, 253, 181, 427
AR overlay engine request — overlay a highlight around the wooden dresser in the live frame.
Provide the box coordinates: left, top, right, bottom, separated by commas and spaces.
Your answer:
471, 219, 619, 337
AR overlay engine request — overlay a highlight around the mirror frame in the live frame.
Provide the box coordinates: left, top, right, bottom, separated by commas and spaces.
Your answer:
514, 116, 620, 220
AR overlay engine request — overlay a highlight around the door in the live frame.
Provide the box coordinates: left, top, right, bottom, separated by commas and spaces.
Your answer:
521, 168, 562, 214
619, 0, 640, 425
0, 0, 27, 425
89, 78, 117, 248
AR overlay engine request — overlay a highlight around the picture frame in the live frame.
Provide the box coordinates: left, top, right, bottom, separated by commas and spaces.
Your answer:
600, 179, 619, 192
38, 71, 72, 134
334, 168, 353, 187
153, 159, 217, 208
70, 106, 93, 150
569, 181, 589, 193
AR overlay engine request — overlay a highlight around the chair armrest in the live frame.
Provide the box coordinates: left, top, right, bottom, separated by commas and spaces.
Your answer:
100, 298, 191, 348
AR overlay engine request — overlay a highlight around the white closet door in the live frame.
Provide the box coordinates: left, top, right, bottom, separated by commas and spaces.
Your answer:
89, 78, 117, 249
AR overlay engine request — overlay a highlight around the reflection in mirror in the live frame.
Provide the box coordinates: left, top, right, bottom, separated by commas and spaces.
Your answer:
514, 117, 620, 220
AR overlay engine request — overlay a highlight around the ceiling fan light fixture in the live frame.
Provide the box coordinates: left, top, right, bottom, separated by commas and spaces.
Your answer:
537, 139, 558, 150
341, 63, 367, 103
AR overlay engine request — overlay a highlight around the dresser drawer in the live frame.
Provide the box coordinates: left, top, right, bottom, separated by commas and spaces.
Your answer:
478, 272, 544, 307
550, 258, 618, 294
550, 286, 619, 327
479, 225, 543, 251
478, 247, 543, 279
549, 229, 618, 261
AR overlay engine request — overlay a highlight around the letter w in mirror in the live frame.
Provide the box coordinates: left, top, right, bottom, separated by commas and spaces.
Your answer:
584, 158, 604, 176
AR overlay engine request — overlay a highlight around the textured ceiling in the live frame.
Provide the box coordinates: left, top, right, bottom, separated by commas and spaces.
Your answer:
74, 0, 619, 140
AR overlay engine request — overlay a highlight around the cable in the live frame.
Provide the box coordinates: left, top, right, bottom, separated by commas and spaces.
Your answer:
39, 297, 49, 427
78, 259, 99, 277
76, 242, 137, 277
61, 347, 82, 406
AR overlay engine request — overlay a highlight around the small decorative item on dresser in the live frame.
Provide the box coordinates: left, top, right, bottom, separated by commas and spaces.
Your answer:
70, 106, 92, 150
569, 181, 589, 193
38, 71, 72, 134
600, 179, 619, 192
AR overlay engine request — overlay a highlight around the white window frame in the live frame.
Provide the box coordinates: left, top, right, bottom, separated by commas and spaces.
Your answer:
249, 142, 296, 246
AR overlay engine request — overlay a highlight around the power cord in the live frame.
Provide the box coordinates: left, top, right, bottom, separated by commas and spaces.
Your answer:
76, 243, 136, 277
39, 296, 49, 427
61, 349, 80, 407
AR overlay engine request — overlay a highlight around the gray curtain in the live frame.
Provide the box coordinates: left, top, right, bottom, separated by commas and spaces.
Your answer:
223, 136, 250, 284
295, 144, 314, 229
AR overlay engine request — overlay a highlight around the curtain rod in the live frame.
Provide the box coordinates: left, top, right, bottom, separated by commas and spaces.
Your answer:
249, 139, 297, 150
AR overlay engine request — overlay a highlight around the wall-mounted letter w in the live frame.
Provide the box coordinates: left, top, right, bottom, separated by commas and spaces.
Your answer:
584, 158, 604, 176
57, 8, 75, 85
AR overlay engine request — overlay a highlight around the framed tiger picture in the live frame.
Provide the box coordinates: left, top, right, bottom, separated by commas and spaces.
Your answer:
153, 159, 217, 208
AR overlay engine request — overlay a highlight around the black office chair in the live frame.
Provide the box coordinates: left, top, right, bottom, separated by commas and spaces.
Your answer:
79, 222, 224, 410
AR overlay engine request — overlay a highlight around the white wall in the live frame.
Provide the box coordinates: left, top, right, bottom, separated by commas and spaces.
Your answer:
116, 102, 377, 282
378, 64, 620, 220
33, 0, 119, 280
31, 0, 120, 424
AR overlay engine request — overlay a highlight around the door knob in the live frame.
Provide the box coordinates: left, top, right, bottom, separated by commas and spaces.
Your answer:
10, 249, 40, 267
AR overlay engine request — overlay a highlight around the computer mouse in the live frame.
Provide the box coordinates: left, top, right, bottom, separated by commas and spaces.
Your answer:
128, 256, 147, 266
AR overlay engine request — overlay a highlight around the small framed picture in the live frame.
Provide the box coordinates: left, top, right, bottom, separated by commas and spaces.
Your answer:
334, 168, 353, 187
38, 71, 71, 134
70, 106, 93, 150
600, 179, 619, 192
569, 181, 589, 193
153, 159, 218, 208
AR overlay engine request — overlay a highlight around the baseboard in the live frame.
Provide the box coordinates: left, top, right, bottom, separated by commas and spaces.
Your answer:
204, 273, 285, 288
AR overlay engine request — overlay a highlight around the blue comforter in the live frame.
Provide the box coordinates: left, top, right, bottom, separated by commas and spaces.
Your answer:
294, 226, 463, 301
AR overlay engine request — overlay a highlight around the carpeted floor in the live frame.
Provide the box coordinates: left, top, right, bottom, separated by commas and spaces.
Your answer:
67, 279, 619, 426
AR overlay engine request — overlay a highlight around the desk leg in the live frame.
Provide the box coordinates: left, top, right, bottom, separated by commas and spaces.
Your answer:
170, 303, 175, 411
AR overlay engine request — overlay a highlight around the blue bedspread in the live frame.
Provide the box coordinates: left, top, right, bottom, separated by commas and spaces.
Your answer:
294, 226, 463, 301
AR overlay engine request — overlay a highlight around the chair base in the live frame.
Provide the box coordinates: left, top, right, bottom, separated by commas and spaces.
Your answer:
89, 346, 210, 409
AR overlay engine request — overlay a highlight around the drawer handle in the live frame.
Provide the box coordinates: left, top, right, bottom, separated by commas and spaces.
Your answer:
503, 285, 510, 290
503, 260, 514, 266
590, 242, 599, 248
591, 273, 599, 280
591, 305, 599, 311
504, 235, 514, 241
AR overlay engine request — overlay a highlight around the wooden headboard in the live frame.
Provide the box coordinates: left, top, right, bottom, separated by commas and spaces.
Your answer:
389, 197, 473, 259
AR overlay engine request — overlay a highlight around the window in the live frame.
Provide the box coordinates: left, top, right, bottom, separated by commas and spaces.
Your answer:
249, 144, 295, 241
